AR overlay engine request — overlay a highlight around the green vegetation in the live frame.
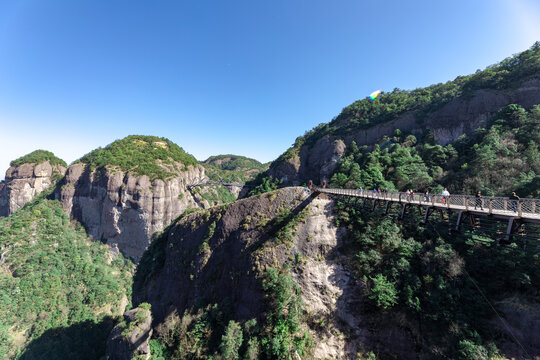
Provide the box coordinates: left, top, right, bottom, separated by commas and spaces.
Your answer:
246, 174, 281, 197
145, 267, 311, 360
204, 155, 267, 173
202, 155, 268, 191
195, 186, 237, 205
10, 150, 67, 168
335, 201, 539, 358
117, 303, 151, 339
260, 268, 311, 359
77, 135, 198, 180
330, 104, 540, 197
0, 198, 133, 359
275, 42, 540, 162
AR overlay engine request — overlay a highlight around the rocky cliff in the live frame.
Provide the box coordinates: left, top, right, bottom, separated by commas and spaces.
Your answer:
55, 161, 210, 261
0, 159, 66, 216
116, 187, 366, 359
111, 186, 539, 359
52, 135, 242, 261
269, 77, 540, 185
115, 187, 422, 359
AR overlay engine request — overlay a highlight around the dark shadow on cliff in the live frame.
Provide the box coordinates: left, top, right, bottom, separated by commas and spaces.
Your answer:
245, 190, 316, 254
19, 316, 115, 360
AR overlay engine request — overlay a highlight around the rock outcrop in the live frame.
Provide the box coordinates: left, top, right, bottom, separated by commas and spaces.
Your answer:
107, 306, 153, 360
124, 187, 417, 359
119, 186, 540, 359
55, 162, 210, 260
269, 77, 540, 185
0, 161, 66, 216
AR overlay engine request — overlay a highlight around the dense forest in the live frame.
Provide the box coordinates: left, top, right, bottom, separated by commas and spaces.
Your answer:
330, 104, 540, 197
77, 135, 198, 180
332, 200, 539, 359
0, 192, 133, 359
10, 150, 67, 168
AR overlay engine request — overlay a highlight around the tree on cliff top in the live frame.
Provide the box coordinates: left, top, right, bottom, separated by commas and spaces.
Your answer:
77, 135, 198, 180
10, 150, 67, 168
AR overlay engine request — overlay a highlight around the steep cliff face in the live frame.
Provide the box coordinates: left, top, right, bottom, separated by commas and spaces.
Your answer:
112, 187, 539, 359
0, 160, 66, 216
269, 77, 540, 185
118, 187, 419, 359
55, 162, 209, 260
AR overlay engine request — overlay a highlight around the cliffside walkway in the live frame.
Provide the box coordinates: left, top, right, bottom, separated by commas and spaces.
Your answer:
311, 186, 540, 243
187, 176, 244, 189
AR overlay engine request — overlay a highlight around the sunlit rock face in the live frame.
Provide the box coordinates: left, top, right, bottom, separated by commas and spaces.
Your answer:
0, 161, 66, 217
55, 162, 210, 261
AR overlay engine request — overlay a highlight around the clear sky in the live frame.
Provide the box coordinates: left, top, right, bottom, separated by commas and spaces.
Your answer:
0, 0, 539, 179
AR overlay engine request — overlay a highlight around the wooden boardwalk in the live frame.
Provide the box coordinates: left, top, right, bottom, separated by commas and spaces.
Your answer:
312, 187, 540, 242
314, 188, 540, 223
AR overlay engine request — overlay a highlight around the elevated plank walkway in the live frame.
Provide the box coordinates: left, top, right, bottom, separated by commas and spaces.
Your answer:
312, 187, 540, 243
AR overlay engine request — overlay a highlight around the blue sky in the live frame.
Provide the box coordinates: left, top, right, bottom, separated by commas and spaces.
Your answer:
0, 0, 539, 179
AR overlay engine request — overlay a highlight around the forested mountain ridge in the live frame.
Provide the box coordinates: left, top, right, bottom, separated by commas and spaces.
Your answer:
267, 43, 540, 188
203, 155, 267, 177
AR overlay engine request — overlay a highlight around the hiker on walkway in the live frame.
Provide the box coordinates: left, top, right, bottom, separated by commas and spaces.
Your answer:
475, 191, 483, 210
423, 190, 430, 203
358, 187, 363, 195
409, 189, 414, 202
442, 188, 450, 204
510, 192, 520, 212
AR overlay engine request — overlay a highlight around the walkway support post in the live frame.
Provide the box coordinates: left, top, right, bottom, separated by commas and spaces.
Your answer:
455, 211, 463, 231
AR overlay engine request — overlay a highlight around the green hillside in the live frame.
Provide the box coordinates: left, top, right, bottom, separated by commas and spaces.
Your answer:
330, 103, 540, 197
0, 196, 133, 359
203, 154, 268, 183
77, 135, 198, 180
203, 155, 266, 172
276, 42, 540, 163
10, 150, 67, 168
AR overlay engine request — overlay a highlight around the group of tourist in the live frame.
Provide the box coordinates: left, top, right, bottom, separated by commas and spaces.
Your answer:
355, 187, 521, 212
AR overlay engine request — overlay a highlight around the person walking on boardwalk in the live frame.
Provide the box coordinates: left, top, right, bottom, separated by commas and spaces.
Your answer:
442, 188, 450, 204
510, 192, 520, 212
475, 191, 483, 210
423, 190, 430, 203
358, 187, 363, 195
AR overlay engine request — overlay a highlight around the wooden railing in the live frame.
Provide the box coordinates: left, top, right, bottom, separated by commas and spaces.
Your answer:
313, 188, 540, 221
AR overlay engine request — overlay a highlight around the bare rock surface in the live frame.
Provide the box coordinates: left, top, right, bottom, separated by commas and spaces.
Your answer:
55, 162, 212, 260
0, 161, 66, 216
